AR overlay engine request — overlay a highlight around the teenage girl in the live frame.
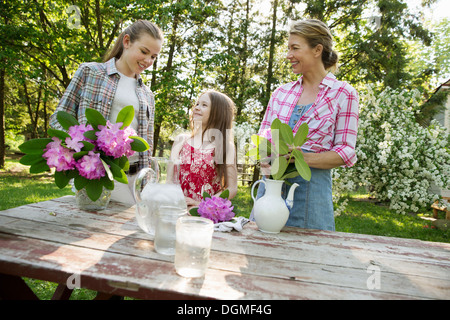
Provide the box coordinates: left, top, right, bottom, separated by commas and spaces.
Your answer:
170, 90, 238, 209
49, 20, 164, 204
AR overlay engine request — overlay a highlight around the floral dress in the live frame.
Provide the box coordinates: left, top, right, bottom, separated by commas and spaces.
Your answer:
179, 142, 221, 202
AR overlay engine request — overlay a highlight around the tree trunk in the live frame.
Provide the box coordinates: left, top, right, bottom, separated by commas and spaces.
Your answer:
253, 0, 278, 185
0, 67, 5, 169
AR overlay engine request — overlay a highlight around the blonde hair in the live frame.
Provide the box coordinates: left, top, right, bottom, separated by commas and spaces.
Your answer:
103, 20, 163, 62
289, 19, 338, 72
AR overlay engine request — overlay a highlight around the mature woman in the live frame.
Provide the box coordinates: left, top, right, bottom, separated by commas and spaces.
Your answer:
253, 19, 359, 231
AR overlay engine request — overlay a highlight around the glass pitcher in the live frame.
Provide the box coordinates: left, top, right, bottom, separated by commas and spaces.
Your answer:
134, 157, 187, 238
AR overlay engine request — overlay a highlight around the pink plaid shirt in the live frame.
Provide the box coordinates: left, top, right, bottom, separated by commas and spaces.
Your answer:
259, 73, 359, 167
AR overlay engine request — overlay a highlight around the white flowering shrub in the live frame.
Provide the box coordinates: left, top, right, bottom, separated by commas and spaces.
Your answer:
332, 85, 450, 215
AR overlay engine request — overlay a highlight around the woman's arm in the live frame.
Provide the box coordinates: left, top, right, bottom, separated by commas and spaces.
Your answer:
301, 150, 345, 169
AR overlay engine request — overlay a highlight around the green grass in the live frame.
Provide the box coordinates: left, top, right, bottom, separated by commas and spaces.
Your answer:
234, 185, 449, 243
1, 155, 449, 299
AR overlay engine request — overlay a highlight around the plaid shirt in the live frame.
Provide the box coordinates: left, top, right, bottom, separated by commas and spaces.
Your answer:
49, 58, 155, 170
259, 73, 359, 167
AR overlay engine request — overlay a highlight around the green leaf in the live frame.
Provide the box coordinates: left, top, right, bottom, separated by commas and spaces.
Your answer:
103, 157, 128, 184
57, 111, 79, 130
245, 146, 259, 158
19, 138, 52, 154
293, 149, 311, 181
270, 118, 282, 131
80, 141, 95, 151
189, 207, 200, 216
130, 136, 149, 152
101, 158, 113, 181
47, 128, 70, 140
279, 122, 294, 145
85, 108, 106, 130
54, 170, 71, 189
101, 176, 114, 190
281, 171, 300, 180
85, 180, 103, 202
293, 123, 309, 147
73, 150, 88, 159
116, 105, 135, 129
74, 174, 89, 191
273, 134, 289, 155
270, 156, 288, 180
29, 159, 50, 174
118, 155, 129, 169
20, 154, 44, 166
249, 135, 272, 159
219, 189, 229, 199
203, 192, 212, 199
83, 130, 97, 141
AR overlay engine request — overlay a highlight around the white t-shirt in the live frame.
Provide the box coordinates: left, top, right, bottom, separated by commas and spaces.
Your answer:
109, 70, 140, 163
110, 71, 140, 130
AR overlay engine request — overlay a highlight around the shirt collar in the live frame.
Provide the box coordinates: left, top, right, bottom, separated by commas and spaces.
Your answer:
105, 57, 144, 86
296, 72, 336, 89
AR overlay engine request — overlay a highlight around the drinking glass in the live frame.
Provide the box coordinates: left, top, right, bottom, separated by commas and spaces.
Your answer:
174, 216, 214, 278
154, 205, 186, 255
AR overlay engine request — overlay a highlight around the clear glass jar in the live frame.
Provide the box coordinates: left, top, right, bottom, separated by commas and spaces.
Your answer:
75, 187, 112, 211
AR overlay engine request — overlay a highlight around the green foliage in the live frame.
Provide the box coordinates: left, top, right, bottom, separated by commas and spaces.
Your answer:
246, 118, 311, 181
1, 0, 448, 166
18, 106, 148, 202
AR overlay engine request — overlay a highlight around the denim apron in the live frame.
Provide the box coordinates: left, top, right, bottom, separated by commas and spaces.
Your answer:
252, 104, 335, 231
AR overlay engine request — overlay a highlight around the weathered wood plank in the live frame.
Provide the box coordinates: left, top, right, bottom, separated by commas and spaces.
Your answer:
0, 233, 427, 300
0, 215, 448, 299
1, 196, 449, 300
4, 196, 449, 266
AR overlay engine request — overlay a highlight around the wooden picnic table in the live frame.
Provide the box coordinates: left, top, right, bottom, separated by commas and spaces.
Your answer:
0, 196, 449, 300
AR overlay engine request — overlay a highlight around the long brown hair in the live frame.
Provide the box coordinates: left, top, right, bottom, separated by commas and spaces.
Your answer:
190, 90, 235, 190
103, 20, 163, 62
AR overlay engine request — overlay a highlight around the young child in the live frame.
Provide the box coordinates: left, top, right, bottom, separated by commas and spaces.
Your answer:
49, 20, 164, 205
171, 90, 238, 208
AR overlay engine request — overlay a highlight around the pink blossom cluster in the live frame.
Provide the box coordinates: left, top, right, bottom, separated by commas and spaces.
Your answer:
197, 196, 235, 224
75, 151, 105, 180
96, 121, 136, 159
42, 122, 136, 180
43, 137, 77, 171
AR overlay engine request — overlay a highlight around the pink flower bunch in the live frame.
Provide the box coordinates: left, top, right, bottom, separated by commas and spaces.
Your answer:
96, 121, 136, 159
75, 150, 105, 179
43, 137, 76, 171
66, 124, 94, 152
197, 196, 235, 224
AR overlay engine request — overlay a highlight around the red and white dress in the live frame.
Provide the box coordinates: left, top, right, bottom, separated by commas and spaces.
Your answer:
178, 142, 221, 202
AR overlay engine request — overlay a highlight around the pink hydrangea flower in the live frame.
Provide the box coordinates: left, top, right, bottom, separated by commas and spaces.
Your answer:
66, 124, 94, 152
96, 121, 136, 159
197, 196, 235, 224
43, 137, 76, 171
76, 151, 105, 180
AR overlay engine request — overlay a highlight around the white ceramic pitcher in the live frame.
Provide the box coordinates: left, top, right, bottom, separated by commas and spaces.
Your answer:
251, 179, 299, 233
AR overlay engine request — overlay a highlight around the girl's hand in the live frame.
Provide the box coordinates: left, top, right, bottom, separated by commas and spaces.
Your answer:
185, 197, 200, 211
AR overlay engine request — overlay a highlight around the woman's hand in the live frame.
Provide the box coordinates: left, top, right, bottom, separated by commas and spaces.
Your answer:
260, 161, 272, 177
